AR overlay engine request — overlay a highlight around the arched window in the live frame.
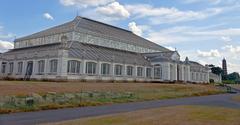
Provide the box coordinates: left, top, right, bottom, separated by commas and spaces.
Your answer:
38, 60, 45, 74
154, 65, 162, 79
9, 62, 14, 74
146, 68, 152, 78
192, 72, 194, 81
126, 66, 133, 76
86, 62, 97, 75
115, 65, 123, 76
68, 60, 81, 74
17, 62, 23, 74
101, 63, 110, 75
1, 62, 6, 74
137, 67, 143, 77
50, 59, 58, 73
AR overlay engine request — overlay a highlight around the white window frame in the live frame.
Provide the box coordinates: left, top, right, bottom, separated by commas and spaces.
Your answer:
49, 59, 58, 74
115, 64, 123, 76
146, 67, 152, 78
38, 60, 45, 74
1, 62, 7, 74
86, 62, 97, 75
9, 62, 14, 74
126, 66, 133, 76
68, 60, 81, 74
154, 65, 162, 79
137, 67, 143, 77
17, 62, 23, 74
101, 63, 110, 75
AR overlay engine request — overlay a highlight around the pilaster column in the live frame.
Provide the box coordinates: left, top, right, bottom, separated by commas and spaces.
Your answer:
174, 63, 178, 81
167, 63, 171, 80
57, 49, 68, 77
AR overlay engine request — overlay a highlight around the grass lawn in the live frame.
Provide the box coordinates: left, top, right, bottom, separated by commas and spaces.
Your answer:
0, 80, 225, 114
43, 105, 240, 125
0, 81, 223, 96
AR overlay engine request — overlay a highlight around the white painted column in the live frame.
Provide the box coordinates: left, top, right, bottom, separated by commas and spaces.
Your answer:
32, 60, 37, 77
181, 65, 184, 81
143, 66, 146, 78
57, 50, 68, 78
134, 65, 137, 78
98, 62, 102, 75
13, 61, 17, 76
110, 62, 114, 77
167, 63, 171, 81
0, 60, 2, 76
81, 60, 86, 75
187, 66, 191, 81
151, 67, 154, 79
174, 63, 178, 81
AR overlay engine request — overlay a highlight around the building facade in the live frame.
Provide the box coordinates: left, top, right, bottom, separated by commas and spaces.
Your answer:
0, 16, 209, 83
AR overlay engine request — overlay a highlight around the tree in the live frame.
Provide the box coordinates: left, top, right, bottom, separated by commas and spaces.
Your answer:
226, 72, 240, 81
208, 64, 223, 75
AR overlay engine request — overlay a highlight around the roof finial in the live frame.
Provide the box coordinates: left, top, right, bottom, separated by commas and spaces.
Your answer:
175, 47, 177, 51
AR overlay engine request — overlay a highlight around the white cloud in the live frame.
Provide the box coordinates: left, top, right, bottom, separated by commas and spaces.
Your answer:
188, 28, 240, 36
60, 0, 114, 7
183, 0, 222, 4
221, 36, 232, 42
126, 4, 222, 24
145, 25, 240, 46
166, 46, 176, 51
197, 49, 221, 58
182, 0, 239, 5
128, 22, 142, 36
0, 33, 15, 39
96, 2, 130, 19
43, 13, 54, 20
0, 40, 14, 52
222, 45, 240, 53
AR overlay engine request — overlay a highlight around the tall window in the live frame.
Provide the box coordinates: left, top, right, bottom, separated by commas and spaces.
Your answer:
17, 62, 23, 74
196, 73, 199, 81
101, 63, 110, 75
86, 62, 97, 74
154, 66, 162, 79
50, 59, 58, 73
137, 67, 143, 77
115, 65, 122, 76
1, 62, 6, 73
192, 72, 194, 80
68, 60, 81, 74
38, 60, 45, 74
9, 62, 14, 74
146, 68, 152, 78
126, 66, 133, 76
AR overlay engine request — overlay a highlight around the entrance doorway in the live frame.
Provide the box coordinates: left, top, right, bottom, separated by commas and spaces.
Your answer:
24, 61, 33, 80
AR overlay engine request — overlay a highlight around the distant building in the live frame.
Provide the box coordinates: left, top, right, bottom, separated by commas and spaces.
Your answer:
222, 58, 227, 76
0, 16, 209, 83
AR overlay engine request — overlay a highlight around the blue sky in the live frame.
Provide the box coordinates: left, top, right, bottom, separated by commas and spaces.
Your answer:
0, 0, 240, 73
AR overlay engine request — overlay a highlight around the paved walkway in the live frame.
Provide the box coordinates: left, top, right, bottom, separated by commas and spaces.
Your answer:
0, 94, 239, 125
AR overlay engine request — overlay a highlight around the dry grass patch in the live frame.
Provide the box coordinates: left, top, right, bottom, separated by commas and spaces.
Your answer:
43, 105, 240, 125
0, 81, 225, 114
0, 81, 222, 97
